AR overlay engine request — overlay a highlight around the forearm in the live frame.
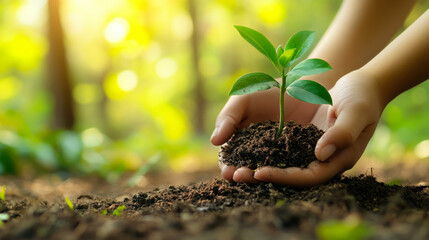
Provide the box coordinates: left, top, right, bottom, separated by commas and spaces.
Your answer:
307, 0, 416, 88
361, 10, 429, 107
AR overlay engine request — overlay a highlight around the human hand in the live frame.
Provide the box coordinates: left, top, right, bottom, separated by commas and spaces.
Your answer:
253, 70, 385, 186
211, 86, 320, 183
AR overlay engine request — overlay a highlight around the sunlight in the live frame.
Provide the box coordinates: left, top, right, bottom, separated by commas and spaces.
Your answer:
104, 74, 126, 100
255, 0, 287, 25
172, 13, 193, 40
16, 0, 47, 26
415, 140, 429, 159
117, 70, 138, 92
156, 58, 178, 79
104, 17, 130, 44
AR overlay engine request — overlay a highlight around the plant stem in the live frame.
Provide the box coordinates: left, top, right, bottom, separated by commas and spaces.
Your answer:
276, 69, 286, 137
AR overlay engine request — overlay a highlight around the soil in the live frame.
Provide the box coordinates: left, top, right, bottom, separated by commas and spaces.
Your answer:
0, 169, 428, 240
221, 121, 324, 169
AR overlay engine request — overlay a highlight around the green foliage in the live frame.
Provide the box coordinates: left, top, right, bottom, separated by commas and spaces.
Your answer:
287, 80, 332, 105
317, 219, 373, 240
230, 26, 332, 135
0, 186, 5, 201
64, 197, 74, 211
284, 31, 315, 62
112, 205, 126, 216
229, 73, 279, 96
278, 48, 296, 68
234, 25, 278, 68
287, 59, 332, 82
100, 209, 108, 215
275, 199, 285, 207
386, 178, 402, 186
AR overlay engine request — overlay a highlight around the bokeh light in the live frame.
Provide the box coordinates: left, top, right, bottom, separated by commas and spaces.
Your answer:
156, 58, 178, 79
104, 17, 130, 44
117, 70, 138, 92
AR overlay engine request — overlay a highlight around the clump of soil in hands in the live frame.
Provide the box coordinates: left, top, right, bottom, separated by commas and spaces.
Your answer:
220, 121, 324, 169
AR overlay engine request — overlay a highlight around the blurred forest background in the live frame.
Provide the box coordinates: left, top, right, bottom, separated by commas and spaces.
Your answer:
1, 0, 428, 181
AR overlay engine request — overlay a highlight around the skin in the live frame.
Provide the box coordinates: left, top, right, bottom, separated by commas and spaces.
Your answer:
211, 0, 426, 185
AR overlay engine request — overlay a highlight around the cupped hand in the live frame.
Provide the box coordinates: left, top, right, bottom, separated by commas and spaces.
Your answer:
253, 70, 385, 186
211, 86, 320, 183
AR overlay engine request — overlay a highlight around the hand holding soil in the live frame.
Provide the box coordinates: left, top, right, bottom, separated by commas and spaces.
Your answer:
214, 71, 384, 186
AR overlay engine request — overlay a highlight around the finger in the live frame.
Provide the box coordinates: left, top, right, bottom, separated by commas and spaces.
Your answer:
210, 96, 247, 146
233, 167, 259, 184
315, 104, 373, 161
219, 162, 237, 182
253, 162, 342, 187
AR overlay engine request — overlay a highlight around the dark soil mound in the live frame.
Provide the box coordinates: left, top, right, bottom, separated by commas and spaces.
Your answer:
130, 175, 429, 213
221, 121, 324, 169
0, 175, 428, 240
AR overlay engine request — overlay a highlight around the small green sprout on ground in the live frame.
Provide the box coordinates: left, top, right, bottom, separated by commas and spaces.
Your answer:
112, 205, 126, 216
0, 213, 9, 228
0, 186, 5, 201
230, 26, 332, 136
64, 196, 74, 211
316, 218, 373, 240
386, 178, 402, 186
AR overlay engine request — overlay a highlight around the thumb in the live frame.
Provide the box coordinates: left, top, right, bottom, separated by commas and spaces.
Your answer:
210, 96, 247, 146
315, 104, 372, 161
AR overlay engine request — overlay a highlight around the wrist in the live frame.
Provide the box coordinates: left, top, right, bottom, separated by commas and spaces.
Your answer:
354, 68, 391, 110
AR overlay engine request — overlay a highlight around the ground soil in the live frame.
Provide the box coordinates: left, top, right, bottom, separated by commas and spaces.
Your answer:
221, 121, 324, 169
0, 164, 428, 240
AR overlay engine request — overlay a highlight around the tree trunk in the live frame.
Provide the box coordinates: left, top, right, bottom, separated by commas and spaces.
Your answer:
188, 0, 206, 135
47, 0, 75, 129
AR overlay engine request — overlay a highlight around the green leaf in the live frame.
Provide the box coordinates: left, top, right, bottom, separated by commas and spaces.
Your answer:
289, 58, 332, 77
0, 213, 9, 228
234, 25, 278, 67
316, 219, 373, 240
64, 197, 74, 211
287, 80, 332, 105
276, 45, 284, 60
112, 205, 126, 216
285, 74, 301, 87
279, 48, 296, 67
285, 30, 315, 61
0, 214, 9, 221
0, 186, 5, 201
229, 72, 279, 96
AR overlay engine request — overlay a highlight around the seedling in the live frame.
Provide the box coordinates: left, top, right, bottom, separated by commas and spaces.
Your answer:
64, 196, 74, 211
112, 205, 125, 216
0, 213, 9, 228
230, 26, 332, 136
316, 218, 373, 240
0, 186, 5, 201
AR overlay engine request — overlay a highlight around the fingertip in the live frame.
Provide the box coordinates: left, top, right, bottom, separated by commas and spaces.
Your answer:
253, 167, 270, 181
221, 165, 236, 182
210, 127, 221, 145
232, 167, 258, 184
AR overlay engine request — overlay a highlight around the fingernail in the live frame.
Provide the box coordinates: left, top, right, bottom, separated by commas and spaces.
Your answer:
320, 144, 336, 161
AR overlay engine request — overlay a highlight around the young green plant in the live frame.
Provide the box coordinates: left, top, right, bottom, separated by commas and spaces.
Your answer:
0, 186, 5, 201
64, 196, 74, 211
230, 26, 333, 136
